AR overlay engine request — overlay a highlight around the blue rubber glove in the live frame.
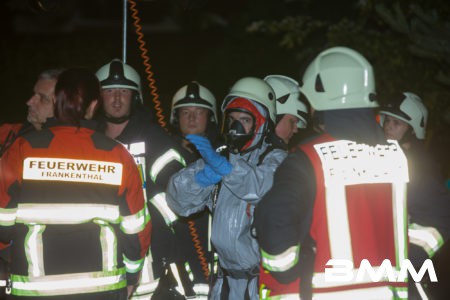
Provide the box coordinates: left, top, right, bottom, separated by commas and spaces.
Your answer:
186, 134, 232, 176
195, 164, 222, 187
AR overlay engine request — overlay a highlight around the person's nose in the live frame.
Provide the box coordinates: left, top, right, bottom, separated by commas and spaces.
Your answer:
26, 94, 38, 106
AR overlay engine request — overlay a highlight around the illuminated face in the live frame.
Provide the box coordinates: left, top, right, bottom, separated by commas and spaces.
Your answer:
101, 88, 133, 118
275, 114, 299, 144
26, 78, 57, 129
178, 106, 209, 136
226, 111, 254, 134
383, 115, 410, 140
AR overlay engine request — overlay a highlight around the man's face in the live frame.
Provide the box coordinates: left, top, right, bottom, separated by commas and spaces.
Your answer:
101, 88, 133, 118
26, 78, 57, 129
227, 111, 254, 134
275, 114, 299, 144
178, 106, 209, 136
383, 115, 410, 140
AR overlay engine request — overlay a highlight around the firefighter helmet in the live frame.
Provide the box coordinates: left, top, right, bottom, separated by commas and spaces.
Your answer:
170, 81, 217, 124
301, 46, 378, 111
95, 59, 142, 102
222, 77, 276, 123
379, 92, 428, 139
264, 74, 308, 128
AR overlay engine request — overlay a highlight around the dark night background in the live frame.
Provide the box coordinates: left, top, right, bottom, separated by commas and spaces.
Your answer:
0, 0, 449, 297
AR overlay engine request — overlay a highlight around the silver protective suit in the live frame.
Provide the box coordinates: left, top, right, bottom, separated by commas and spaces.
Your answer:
166, 141, 286, 299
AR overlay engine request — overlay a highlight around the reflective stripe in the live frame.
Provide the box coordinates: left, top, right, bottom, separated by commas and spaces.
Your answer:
193, 283, 209, 296
261, 245, 299, 272
409, 223, 443, 258
131, 280, 159, 298
16, 203, 120, 224
123, 255, 145, 274
125, 142, 146, 156
23, 157, 123, 186
0, 207, 17, 225
150, 193, 178, 226
392, 182, 408, 267
25, 224, 45, 277
170, 263, 185, 296
150, 149, 186, 183
95, 220, 117, 271
0, 280, 5, 287
10, 269, 126, 296
265, 294, 300, 300
120, 203, 151, 234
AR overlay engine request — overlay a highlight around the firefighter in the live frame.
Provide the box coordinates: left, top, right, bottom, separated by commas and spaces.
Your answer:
95, 59, 186, 299
379, 93, 450, 299
166, 77, 287, 299
254, 47, 410, 299
0, 68, 151, 299
0, 69, 63, 158
264, 75, 308, 148
161, 81, 221, 299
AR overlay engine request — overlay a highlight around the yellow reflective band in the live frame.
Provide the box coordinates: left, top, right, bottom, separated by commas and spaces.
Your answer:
409, 223, 443, 258
261, 245, 299, 272
25, 224, 46, 277
0, 207, 17, 226
314, 140, 409, 186
150, 193, 178, 226
120, 203, 150, 234
123, 255, 145, 274
16, 203, 120, 225
23, 157, 123, 186
150, 149, 186, 183
10, 269, 126, 296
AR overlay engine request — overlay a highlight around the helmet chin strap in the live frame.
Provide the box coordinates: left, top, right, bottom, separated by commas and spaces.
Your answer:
104, 114, 131, 124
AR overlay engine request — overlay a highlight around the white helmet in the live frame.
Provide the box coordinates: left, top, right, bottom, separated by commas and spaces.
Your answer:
96, 59, 142, 101
170, 81, 217, 124
264, 75, 308, 128
222, 77, 276, 123
301, 46, 378, 111
379, 92, 428, 139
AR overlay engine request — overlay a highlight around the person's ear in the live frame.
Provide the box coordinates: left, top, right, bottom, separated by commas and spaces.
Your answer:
85, 99, 98, 120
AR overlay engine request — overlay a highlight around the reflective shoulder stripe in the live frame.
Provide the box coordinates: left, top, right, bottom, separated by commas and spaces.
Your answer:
23, 157, 123, 186
120, 202, 151, 234
150, 149, 186, 183
409, 223, 444, 258
123, 255, 145, 274
0, 207, 17, 226
261, 245, 299, 272
10, 269, 126, 297
150, 192, 178, 227
16, 203, 120, 225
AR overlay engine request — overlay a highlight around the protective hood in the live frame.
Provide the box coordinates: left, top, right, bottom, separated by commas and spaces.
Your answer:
223, 97, 268, 154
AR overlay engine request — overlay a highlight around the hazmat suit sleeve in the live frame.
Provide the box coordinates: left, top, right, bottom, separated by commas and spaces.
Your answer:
166, 159, 215, 217
221, 148, 287, 204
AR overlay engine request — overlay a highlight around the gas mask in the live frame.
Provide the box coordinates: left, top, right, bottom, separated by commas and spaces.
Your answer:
223, 113, 255, 154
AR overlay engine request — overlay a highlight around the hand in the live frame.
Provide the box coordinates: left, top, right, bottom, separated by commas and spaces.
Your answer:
186, 134, 232, 176
195, 164, 222, 187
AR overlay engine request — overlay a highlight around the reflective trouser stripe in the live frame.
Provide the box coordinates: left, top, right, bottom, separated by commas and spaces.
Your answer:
312, 286, 407, 300
261, 245, 299, 272
10, 269, 126, 296
409, 223, 443, 258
